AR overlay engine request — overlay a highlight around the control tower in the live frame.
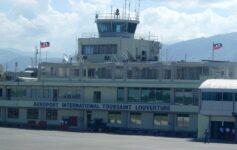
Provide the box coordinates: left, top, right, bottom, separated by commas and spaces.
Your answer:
95, 9, 139, 38
78, 8, 161, 63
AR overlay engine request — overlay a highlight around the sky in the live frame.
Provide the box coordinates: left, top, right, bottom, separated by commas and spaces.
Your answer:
0, 0, 237, 57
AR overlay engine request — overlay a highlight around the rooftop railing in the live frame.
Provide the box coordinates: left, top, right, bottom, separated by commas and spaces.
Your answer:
95, 12, 139, 21
80, 32, 159, 42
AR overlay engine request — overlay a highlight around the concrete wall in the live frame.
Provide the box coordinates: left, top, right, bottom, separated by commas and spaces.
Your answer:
197, 115, 209, 138
201, 101, 234, 116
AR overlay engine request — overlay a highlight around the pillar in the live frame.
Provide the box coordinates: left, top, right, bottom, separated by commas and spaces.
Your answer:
235, 116, 237, 142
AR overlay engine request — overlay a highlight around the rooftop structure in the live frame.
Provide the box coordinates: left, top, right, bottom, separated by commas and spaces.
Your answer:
95, 10, 139, 38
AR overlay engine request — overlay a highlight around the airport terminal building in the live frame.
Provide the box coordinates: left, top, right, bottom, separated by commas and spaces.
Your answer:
0, 11, 236, 141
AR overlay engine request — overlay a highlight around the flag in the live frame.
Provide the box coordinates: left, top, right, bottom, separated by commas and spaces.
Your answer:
213, 43, 222, 50
40, 42, 50, 48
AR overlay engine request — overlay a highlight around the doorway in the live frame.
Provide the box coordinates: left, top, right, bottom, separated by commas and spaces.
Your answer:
53, 89, 58, 101
86, 111, 92, 128
210, 121, 235, 141
6, 88, 11, 100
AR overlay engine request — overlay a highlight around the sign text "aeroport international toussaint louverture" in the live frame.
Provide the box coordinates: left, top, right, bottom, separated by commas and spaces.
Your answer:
33, 102, 170, 112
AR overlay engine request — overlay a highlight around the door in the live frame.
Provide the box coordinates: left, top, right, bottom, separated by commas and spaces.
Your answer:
210, 121, 222, 139
6, 88, 11, 100
53, 89, 58, 101
223, 122, 235, 141
86, 111, 92, 128
69, 116, 78, 126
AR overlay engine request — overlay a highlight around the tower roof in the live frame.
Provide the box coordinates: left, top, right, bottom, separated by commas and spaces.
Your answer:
95, 9, 139, 38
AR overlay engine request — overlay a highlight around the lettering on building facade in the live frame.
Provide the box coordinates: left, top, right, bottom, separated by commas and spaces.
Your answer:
33, 102, 170, 112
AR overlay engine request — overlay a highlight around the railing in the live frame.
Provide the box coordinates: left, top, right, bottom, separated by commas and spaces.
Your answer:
80, 32, 159, 41
95, 12, 139, 21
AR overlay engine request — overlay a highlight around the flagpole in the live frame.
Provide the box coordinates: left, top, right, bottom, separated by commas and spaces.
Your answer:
212, 42, 214, 61
35, 45, 38, 67
46, 51, 47, 62
39, 41, 41, 64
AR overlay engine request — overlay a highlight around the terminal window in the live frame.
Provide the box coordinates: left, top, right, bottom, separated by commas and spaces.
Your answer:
154, 114, 169, 126
108, 112, 122, 124
128, 88, 140, 102
175, 89, 197, 105
12, 87, 27, 98
177, 114, 190, 127
8, 108, 19, 119
82, 44, 117, 55
0, 88, 2, 97
27, 109, 39, 120
93, 91, 101, 103
130, 112, 141, 125
46, 109, 57, 120
117, 88, 125, 102
202, 92, 233, 101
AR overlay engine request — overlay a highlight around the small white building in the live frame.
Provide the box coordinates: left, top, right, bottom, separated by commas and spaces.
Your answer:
198, 79, 237, 141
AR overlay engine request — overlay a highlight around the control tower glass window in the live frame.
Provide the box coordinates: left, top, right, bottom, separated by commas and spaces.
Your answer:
112, 22, 126, 33
128, 23, 137, 33
98, 23, 111, 32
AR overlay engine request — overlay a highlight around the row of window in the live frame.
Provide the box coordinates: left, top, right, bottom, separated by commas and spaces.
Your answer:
7, 108, 57, 120
1, 87, 80, 100
97, 22, 137, 33
108, 112, 190, 127
117, 88, 198, 105
44, 65, 211, 81
82, 44, 117, 55
202, 92, 237, 101
0, 87, 198, 105
5, 108, 190, 127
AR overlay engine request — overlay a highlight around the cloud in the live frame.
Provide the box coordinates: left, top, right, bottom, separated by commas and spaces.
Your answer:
0, 0, 237, 57
0, 0, 111, 56
138, 6, 237, 43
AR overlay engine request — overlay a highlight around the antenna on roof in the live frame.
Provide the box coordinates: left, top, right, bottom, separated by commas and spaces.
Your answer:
135, 0, 137, 13
111, 5, 113, 19
138, 0, 141, 16
125, 0, 127, 17
128, 1, 130, 19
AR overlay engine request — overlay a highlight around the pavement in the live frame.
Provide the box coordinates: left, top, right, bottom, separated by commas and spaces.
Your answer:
0, 127, 236, 150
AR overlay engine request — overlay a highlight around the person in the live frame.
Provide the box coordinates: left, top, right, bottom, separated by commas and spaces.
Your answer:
219, 126, 224, 140
231, 129, 235, 140
204, 129, 209, 143
225, 127, 230, 140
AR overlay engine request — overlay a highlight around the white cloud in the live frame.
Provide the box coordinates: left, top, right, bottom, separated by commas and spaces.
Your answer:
138, 6, 237, 43
0, 0, 237, 56
0, 0, 111, 56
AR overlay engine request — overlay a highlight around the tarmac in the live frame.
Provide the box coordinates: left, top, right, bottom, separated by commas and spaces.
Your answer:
0, 127, 236, 150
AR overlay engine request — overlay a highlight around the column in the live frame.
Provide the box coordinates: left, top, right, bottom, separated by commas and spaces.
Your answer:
1, 108, 7, 123
39, 108, 45, 121
79, 62, 83, 80
170, 63, 175, 81
158, 63, 163, 81
169, 113, 176, 133
124, 87, 128, 102
235, 116, 237, 142
123, 63, 128, 81
112, 63, 116, 81
170, 88, 175, 104
38, 64, 42, 80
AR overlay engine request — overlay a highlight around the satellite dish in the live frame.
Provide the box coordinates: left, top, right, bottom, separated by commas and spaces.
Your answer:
63, 54, 69, 63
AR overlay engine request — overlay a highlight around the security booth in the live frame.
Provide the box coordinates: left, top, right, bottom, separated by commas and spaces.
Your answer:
198, 79, 237, 142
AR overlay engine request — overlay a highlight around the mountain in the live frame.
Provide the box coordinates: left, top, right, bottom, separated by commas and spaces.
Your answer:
0, 48, 61, 71
1, 32, 237, 71
161, 32, 237, 62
